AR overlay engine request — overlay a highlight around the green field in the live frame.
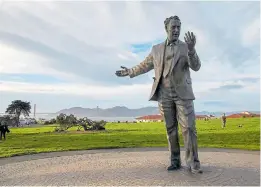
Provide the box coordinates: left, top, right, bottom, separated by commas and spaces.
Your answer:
0, 117, 260, 158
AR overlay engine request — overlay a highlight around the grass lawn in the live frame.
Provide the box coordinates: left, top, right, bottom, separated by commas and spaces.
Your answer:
0, 117, 259, 158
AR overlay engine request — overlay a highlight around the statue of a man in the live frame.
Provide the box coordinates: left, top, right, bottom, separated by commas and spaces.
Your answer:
115, 16, 202, 174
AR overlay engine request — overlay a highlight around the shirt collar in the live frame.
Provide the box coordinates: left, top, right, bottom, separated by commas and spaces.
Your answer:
167, 39, 179, 46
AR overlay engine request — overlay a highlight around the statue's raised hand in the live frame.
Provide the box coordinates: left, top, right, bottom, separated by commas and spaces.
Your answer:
184, 31, 196, 52
115, 66, 129, 77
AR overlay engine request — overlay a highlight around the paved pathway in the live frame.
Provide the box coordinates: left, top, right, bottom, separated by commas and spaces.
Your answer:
0, 148, 259, 186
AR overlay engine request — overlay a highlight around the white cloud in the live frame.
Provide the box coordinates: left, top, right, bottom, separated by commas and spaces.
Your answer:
0, 44, 82, 82
0, 1, 211, 86
241, 18, 260, 47
1, 75, 259, 112
0, 81, 152, 99
191, 56, 260, 83
0, 1, 259, 112
1, 74, 258, 98
117, 51, 138, 61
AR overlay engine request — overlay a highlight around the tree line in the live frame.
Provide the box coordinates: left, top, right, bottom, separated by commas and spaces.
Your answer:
0, 100, 106, 131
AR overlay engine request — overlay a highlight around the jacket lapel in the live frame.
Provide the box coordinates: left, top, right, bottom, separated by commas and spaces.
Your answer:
159, 40, 167, 75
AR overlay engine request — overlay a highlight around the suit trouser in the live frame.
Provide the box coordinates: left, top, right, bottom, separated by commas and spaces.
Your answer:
158, 98, 201, 170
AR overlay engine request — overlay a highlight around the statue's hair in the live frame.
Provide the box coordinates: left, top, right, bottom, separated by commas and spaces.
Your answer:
164, 16, 181, 30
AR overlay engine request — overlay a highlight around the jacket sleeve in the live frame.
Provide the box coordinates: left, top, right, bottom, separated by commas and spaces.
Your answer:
187, 48, 201, 71
128, 47, 154, 78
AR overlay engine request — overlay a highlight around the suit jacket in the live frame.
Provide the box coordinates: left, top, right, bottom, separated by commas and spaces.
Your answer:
129, 39, 201, 101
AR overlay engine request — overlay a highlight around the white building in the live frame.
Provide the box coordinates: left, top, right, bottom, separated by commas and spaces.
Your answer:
135, 114, 163, 123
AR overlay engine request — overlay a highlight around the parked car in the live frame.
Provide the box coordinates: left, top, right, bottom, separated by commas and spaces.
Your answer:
19, 119, 29, 126
19, 118, 37, 126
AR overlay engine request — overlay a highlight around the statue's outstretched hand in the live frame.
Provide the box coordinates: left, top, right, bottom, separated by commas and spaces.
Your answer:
184, 31, 196, 52
115, 66, 130, 77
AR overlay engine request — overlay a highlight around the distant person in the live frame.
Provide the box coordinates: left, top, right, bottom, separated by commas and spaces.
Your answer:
0, 121, 10, 140
221, 113, 226, 128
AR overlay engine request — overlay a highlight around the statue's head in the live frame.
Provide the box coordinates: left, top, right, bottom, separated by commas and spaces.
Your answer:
164, 15, 181, 42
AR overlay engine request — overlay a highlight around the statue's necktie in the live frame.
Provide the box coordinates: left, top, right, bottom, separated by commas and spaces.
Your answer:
163, 43, 175, 78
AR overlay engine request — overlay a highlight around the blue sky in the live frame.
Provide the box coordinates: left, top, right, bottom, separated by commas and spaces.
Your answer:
0, 1, 260, 113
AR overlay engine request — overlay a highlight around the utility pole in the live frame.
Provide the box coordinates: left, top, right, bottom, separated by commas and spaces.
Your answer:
34, 104, 36, 118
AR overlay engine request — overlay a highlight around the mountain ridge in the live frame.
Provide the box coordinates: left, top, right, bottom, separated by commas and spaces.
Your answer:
55, 106, 260, 118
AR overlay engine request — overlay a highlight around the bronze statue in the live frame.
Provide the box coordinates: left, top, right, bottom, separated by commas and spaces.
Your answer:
116, 16, 202, 174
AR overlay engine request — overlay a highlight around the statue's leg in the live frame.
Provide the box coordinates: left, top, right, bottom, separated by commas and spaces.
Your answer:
158, 100, 181, 167
175, 99, 201, 172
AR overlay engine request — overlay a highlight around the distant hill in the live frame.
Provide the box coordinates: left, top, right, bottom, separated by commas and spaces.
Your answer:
56, 106, 159, 118
54, 106, 260, 118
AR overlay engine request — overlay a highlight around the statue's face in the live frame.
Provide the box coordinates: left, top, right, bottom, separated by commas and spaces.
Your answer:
166, 19, 181, 42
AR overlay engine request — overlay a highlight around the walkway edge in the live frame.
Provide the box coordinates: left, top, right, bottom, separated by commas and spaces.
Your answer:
0, 147, 259, 166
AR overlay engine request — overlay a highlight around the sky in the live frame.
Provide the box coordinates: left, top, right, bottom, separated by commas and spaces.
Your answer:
0, 0, 260, 113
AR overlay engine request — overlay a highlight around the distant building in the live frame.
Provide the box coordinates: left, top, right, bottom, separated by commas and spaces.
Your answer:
136, 114, 220, 122
226, 111, 260, 118
209, 114, 218, 119
135, 114, 163, 123
196, 114, 217, 120
241, 111, 253, 115
196, 115, 208, 120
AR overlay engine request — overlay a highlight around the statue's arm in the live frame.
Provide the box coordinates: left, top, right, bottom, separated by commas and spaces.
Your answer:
128, 48, 154, 78
187, 48, 201, 71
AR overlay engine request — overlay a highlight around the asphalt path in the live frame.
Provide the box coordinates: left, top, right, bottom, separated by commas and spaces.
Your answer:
0, 147, 259, 186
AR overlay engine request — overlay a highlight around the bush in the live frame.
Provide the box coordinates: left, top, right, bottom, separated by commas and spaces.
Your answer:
43, 118, 57, 125
54, 114, 107, 132
54, 127, 66, 133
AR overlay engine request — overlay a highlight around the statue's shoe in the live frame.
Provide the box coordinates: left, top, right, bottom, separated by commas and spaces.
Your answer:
167, 163, 181, 171
191, 168, 203, 174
